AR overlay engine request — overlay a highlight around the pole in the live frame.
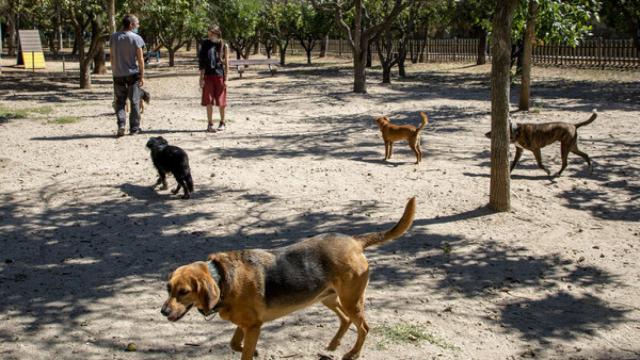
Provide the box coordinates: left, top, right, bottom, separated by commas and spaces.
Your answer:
32, 51, 35, 72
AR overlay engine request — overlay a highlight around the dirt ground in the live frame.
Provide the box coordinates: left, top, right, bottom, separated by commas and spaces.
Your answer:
1, 53, 639, 360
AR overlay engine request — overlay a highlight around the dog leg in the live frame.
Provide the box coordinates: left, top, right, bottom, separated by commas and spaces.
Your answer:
409, 143, 420, 165
571, 145, 592, 173
152, 177, 162, 189
337, 274, 370, 360
176, 178, 190, 199
555, 143, 571, 177
230, 327, 244, 352
322, 295, 352, 351
172, 183, 182, 195
532, 149, 550, 176
383, 141, 389, 161
388, 142, 393, 160
240, 325, 262, 360
510, 147, 523, 173
154, 170, 169, 190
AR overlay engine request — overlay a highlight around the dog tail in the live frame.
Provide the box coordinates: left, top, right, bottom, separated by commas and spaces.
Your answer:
185, 173, 194, 193
417, 112, 429, 131
356, 197, 416, 249
575, 109, 597, 129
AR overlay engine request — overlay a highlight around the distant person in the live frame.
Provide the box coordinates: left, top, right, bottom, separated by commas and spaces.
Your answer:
110, 14, 145, 137
199, 25, 229, 133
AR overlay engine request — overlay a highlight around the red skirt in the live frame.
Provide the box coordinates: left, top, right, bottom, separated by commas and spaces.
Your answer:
201, 75, 227, 107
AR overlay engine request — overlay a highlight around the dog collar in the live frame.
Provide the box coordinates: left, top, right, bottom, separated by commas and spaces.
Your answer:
198, 261, 223, 319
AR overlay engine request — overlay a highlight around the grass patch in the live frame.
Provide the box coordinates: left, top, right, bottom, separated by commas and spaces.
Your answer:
49, 116, 81, 124
374, 323, 459, 351
0, 106, 29, 121
28, 106, 54, 115
0, 105, 55, 121
441, 243, 452, 254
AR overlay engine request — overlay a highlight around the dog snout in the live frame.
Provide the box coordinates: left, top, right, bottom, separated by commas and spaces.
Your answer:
161, 302, 171, 317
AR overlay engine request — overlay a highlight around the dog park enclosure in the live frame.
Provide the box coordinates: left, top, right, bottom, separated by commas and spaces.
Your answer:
284, 38, 640, 68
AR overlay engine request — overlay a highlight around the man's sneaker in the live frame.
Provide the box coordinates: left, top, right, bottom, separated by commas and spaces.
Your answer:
206, 124, 216, 133
117, 128, 125, 137
217, 123, 226, 132
130, 128, 142, 135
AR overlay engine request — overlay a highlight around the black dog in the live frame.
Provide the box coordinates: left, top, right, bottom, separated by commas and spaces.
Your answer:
140, 88, 150, 114
146, 137, 194, 199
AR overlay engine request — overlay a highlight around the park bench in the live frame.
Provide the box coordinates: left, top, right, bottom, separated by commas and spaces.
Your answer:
229, 59, 279, 78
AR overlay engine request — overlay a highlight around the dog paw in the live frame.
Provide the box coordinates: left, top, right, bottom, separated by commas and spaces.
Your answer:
171, 188, 179, 195
160, 185, 168, 190
230, 344, 242, 353
181, 194, 191, 200
327, 340, 340, 351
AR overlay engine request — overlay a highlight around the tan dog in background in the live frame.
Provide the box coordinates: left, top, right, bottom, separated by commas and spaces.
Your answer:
376, 112, 428, 164
161, 198, 416, 360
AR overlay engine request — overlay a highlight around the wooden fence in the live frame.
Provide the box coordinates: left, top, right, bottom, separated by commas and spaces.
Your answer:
281, 38, 640, 69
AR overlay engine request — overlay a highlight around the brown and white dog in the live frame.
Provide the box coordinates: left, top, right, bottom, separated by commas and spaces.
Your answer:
375, 112, 428, 164
485, 110, 597, 177
161, 197, 416, 360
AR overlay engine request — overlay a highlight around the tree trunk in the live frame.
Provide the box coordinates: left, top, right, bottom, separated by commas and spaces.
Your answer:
265, 42, 272, 58
397, 39, 407, 77
519, 0, 538, 111
80, 59, 92, 88
7, 11, 17, 56
398, 52, 406, 77
353, 45, 367, 93
253, 38, 259, 55
627, 15, 640, 51
306, 48, 312, 64
366, 41, 372, 68
489, 0, 518, 212
168, 49, 176, 66
93, 43, 107, 74
477, 28, 487, 65
279, 41, 288, 66
72, 35, 79, 55
382, 66, 391, 83
107, 0, 116, 34
319, 35, 329, 57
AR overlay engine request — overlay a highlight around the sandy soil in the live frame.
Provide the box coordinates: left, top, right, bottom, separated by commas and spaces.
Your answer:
1, 54, 639, 360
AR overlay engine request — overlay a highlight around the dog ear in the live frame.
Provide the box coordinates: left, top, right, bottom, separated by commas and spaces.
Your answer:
196, 274, 218, 311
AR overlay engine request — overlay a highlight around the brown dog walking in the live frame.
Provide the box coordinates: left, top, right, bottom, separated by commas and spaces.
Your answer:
161, 197, 416, 360
376, 112, 428, 164
485, 110, 597, 177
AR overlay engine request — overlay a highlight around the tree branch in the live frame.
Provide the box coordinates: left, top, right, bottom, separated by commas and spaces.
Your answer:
364, 0, 411, 38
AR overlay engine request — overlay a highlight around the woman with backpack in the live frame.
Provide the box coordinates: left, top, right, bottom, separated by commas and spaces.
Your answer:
199, 25, 229, 133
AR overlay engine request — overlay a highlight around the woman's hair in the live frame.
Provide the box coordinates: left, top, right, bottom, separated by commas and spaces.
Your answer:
208, 25, 222, 37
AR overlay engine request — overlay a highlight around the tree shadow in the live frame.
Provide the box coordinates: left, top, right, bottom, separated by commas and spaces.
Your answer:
0, 182, 632, 355
500, 292, 629, 344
